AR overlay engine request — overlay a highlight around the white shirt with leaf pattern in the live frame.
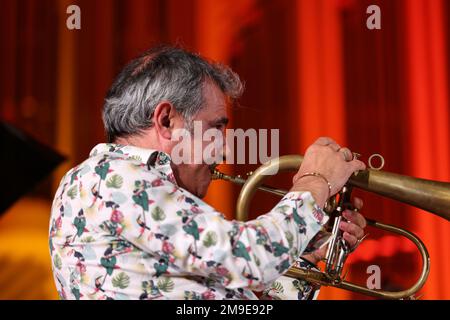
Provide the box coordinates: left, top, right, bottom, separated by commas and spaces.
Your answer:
49, 143, 329, 300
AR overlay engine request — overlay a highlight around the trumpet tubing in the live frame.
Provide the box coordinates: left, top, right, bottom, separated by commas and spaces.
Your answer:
212, 154, 450, 299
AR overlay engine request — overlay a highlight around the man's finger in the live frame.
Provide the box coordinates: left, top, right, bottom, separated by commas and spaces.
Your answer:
350, 159, 366, 172
339, 220, 364, 239
314, 137, 340, 149
353, 197, 363, 210
343, 232, 357, 247
343, 210, 367, 229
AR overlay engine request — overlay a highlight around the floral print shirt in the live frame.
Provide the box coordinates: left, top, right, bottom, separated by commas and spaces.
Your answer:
49, 143, 329, 300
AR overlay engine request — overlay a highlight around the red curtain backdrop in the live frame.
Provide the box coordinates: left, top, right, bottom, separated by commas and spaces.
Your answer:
0, 0, 449, 299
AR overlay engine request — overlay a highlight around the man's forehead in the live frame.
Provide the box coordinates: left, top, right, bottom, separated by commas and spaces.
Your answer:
196, 81, 230, 120
196, 104, 229, 122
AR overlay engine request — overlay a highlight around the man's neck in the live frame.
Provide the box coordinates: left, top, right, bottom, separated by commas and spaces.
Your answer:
114, 131, 162, 152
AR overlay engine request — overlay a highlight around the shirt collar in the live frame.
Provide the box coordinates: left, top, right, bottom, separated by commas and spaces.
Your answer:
89, 143, 176, 183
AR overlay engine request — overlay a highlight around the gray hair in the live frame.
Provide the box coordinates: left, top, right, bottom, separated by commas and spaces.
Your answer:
102, 46, 244, 142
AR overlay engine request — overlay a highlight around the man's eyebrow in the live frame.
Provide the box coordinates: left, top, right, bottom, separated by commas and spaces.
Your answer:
210, 117, 229, 126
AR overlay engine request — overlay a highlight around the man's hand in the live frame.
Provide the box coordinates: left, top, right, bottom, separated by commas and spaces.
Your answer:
291, 137, 366, 208
302, 197, 367, 265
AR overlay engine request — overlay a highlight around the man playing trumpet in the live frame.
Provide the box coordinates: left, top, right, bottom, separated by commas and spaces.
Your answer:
49, 46, 367, 300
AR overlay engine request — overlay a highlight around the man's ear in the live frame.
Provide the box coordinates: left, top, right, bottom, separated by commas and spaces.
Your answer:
152, 102, 176, 140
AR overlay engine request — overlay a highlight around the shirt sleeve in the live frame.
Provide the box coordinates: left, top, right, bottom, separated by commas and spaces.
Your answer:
112, 161, 329, 291
260, 257, 322, 300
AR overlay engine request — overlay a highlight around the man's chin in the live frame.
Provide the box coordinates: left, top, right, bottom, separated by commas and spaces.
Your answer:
196, 191, 206, 199
196, 184, 209, 199
196, 179, 212, 199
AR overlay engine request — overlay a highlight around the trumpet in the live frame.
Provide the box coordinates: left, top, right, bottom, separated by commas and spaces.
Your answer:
212, 155, 450, 299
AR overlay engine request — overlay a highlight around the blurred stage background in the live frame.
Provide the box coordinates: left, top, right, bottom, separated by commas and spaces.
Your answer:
0, 0, 449, 299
